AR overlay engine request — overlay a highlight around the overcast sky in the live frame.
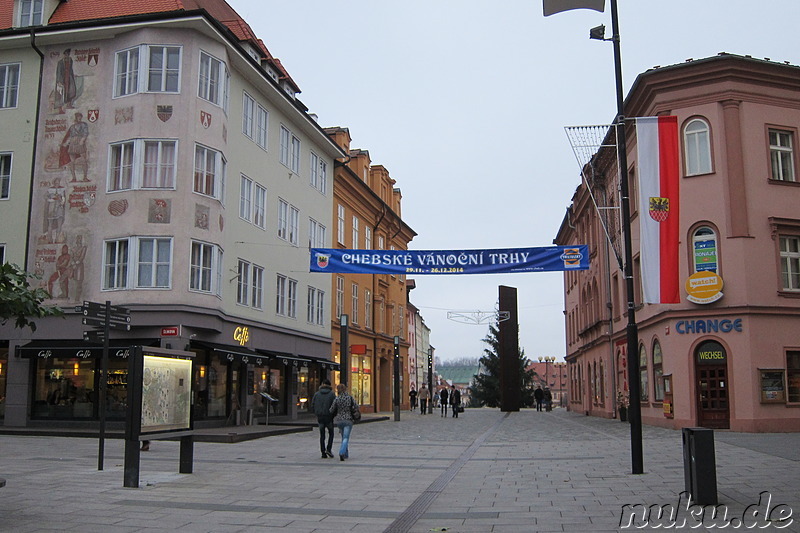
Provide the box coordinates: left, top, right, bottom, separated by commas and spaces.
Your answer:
235, 0, 800, 361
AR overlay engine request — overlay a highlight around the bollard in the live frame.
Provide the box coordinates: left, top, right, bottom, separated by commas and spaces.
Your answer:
682, 427, 718, 505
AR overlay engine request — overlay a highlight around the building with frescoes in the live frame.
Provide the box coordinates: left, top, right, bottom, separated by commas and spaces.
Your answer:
324, 127, 417, 412
0, 0, 345, 427
555, 54, 800, 432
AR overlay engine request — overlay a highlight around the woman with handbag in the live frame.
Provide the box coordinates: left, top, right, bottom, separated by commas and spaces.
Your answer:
330, 383, 360, 461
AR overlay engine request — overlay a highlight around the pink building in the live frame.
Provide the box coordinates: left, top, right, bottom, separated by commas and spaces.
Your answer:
555, 53, 800, 432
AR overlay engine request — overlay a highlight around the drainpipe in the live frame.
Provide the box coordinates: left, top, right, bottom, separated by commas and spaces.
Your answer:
26, 29, 45, 271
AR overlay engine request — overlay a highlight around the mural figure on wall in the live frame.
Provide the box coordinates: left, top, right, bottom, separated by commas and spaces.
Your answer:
47, 244, 72, 299
54, 49, 82, 113
60, 112, 89, 182
42, 177, 66, 244
70, 234, 87, 302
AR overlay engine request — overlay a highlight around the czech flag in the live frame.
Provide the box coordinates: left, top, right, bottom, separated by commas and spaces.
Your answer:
636, 116, 680, 304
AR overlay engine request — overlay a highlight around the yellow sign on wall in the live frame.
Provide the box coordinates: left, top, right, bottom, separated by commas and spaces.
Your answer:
685, 271, 724, 304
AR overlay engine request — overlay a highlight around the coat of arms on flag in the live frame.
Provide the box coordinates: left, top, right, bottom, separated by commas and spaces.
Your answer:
648, 197, 670, 222
316, 253, 330, 269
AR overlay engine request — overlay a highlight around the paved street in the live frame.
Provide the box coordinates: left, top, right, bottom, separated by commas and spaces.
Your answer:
1, 408, 798, 532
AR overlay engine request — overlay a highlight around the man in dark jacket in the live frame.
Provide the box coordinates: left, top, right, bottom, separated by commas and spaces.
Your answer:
439, 387, 449, 417
310, 379, 335, 458
450, 386, 462, 418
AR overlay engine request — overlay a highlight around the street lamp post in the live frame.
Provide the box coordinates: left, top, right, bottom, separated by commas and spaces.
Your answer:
339, 314, 348, 387
393, 336, 400, 421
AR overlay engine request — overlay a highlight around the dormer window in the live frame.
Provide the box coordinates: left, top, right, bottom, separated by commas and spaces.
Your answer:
19, 0, 43, 27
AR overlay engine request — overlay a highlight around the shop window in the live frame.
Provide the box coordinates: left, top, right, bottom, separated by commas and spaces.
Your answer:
788, 351, 800, 403
32, 357, 128, 419
598, 360, 605, 406
653, 340, 664, 402
683, 118, 712, 176
639, 344, 649, 402
351, 355, 371, 406
692, 226, 719, 274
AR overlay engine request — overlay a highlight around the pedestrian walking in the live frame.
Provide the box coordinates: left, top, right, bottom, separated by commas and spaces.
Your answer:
409, 386, 417, 412
544, 388, 553, 412
534, 385, 544, 412
418, 384, 430, 414
450, 386, 461, 418
439, 387, 449, 417
310, 378, 335, 458
433, 390, 440, 408
330, 383, 359, 461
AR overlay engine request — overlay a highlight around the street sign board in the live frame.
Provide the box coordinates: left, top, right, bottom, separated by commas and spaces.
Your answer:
82, 317, 131, 331
83, 330, 105, 343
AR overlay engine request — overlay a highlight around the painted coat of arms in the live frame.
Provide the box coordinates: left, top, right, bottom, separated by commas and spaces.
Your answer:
648, 197, 670, 222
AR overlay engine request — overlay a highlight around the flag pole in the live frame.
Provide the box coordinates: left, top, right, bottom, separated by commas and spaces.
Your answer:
608, 0, 644, 475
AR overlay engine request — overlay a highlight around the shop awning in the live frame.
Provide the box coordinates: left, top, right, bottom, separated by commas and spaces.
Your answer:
258, 350, 311, 367
192, 341, 271, 366
15, 339, 157, 360
301, 354, 340, 371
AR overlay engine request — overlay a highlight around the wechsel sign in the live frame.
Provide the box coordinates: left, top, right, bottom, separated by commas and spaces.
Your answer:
310, 245, 589, 275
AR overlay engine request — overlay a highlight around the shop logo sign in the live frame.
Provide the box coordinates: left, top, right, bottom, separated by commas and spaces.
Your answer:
37, 350, 53, 359
234, 326, 250, 346
76, 350, 92, 359
115, 349, 130, 359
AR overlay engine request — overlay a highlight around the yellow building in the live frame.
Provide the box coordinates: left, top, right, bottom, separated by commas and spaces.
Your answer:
324, 128, 417, 413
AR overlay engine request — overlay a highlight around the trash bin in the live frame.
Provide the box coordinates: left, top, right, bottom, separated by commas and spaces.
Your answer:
682, 427, 718, 505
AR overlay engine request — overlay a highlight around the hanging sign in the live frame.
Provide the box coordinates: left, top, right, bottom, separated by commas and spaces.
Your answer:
310, 245, 589, 275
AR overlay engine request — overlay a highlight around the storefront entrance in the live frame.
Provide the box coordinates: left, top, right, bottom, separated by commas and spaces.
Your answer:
694, 340, 730, 429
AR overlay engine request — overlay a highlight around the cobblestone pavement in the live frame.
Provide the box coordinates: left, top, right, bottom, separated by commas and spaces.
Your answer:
1, 408, 798, 532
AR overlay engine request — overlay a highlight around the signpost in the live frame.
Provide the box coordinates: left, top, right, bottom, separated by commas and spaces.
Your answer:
79, 301, 130, 470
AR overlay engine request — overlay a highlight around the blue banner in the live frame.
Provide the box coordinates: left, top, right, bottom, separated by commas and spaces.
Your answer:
310, 245, 589, 275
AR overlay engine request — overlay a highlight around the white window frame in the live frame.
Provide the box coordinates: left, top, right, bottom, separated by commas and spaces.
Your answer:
683, 118, 712, 176
287, 278, 298, 319
136, 237, 172, 288
352, 216, 360, 249
289, 205, 299, 246
190, 240, 222, 295
780, 235, 800, 291
277, 198, 289, 240
351, 283, 359, 324
239, 175, 253, 222
108, 139, 177, 191
0, 152, 11, 200
769, 128, 796, 182
242, 92, 255, 138
336, 276, 344, 320
309, 152, 327, 195
364, 289, 372, 329
103, 236, 172, 290
308, 286, 325, 325
256, 104, 268, 150
276, 274, 287, 316
114, 45, 181, 98
19, 0, 43, 27
279, 125, 301, 173
193, 144, 226, 199
103, 239, 129, 290
365, 227, 372, 250
237, 259, 251, 305
253, 183, 266, 229
0, 63, 20, 109
236, 259, 263, 308
198, 51, 228, 107
146, 45, 181, 93
337, 204, 345, 245
309, 218, 326, 248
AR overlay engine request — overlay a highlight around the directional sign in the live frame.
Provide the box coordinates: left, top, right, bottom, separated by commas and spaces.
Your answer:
82, 317, 131, 331
83, 330, 105, 343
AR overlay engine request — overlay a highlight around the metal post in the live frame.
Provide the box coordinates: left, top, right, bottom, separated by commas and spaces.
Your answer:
339, 314, 348, 387
427, 347, 433, 414
609, 0, 644, 474
393, 336, 400, 421
98, 300, 110, 471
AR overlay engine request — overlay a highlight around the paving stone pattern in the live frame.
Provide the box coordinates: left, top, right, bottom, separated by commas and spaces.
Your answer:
1, 408, 798, 532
